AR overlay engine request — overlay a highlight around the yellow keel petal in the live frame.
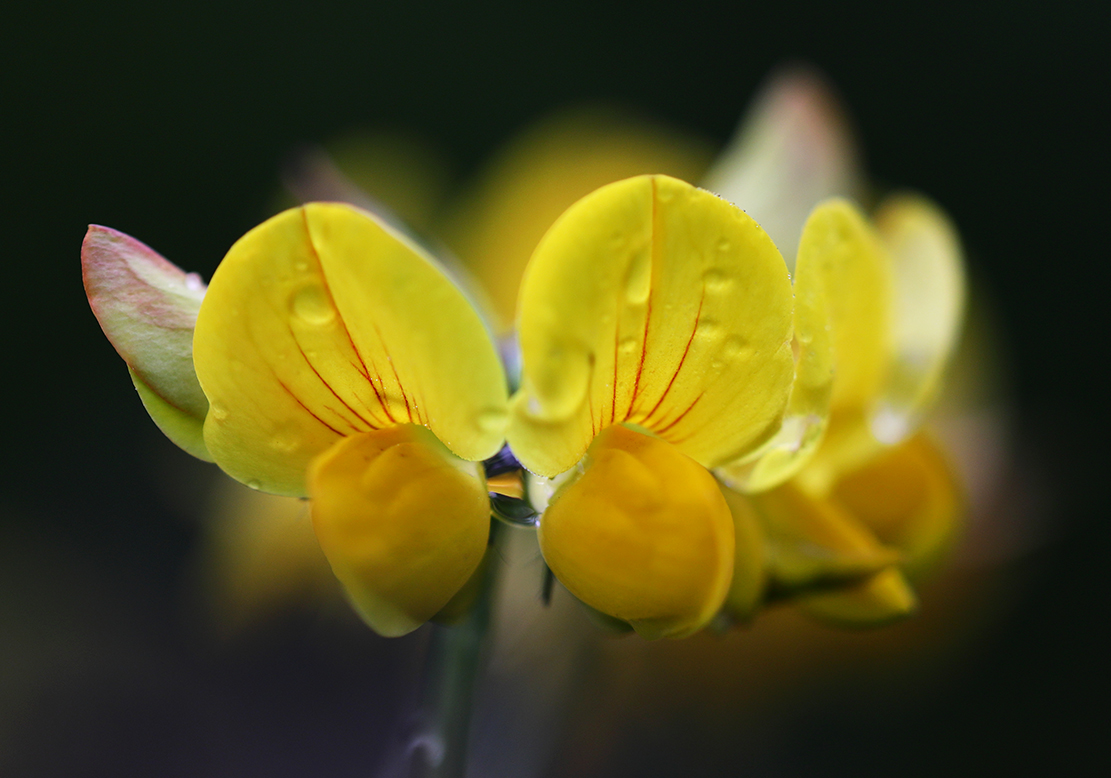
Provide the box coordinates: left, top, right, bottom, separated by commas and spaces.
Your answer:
749, 481, 900, 592
799, 567, 918, 628
831, 431, 962, 579
308, 425, 491, 637
538, 424, 734, 639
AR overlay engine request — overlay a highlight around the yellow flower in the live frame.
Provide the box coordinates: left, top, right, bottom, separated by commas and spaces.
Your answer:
717, 193, 967, 627
85, 203, 509, 637
507, 174, 843, 638
506, 172, 966, 638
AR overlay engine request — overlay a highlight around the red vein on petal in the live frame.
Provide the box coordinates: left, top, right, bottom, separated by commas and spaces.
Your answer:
640, 288, 705, 428
373, 323, 414, 423
629, 176, 659, 417
294, 341, 373, 431
656, 392, 704, 435
301, 209, 394, 429
277, 379, 344, 436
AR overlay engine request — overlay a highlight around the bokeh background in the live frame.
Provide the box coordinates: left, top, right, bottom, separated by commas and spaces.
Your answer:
2, 1, 1106, 776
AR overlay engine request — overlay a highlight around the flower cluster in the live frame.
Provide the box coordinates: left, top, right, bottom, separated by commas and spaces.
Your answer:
83, 73, 965, 639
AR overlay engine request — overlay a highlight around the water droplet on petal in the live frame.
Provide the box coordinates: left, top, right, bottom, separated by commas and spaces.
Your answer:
269, 428, 301, 454
290, 283, 335, 325
717, 238, 731, 252
696, 319, 722, 341
246, 479, 261, 491
619, 336, 639, 354
211, 405, 228, 421
702, 268, 733, 293
723, 336, 753, 362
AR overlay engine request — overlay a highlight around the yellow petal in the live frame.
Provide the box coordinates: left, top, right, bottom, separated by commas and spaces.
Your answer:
702, 66, 862, 269
783, 200, 895, 491
717, 486, 767, 623
831, 431, 962, 578
715, 229, 834, 491
799, 567, 917, 628
509, 175, 795, 477
439, 109, 713, 330
308, 425, 491, 637
870, 194, 966, 444
193, 203, 508, 495
538, 424, 734, 639
802, 199, 893, 413
749, 481, 900, 591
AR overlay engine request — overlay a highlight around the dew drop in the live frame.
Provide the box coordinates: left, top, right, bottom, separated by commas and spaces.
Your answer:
723, 335, 753, 361
269, 429, 301, 454
211, 405, 228, 421
717, 238, 731, 252
290, 283, 335, 325
619, 336, 639, 354
702, 268, 733, 293
696, 319, 722, 341
246, 479, 262, 491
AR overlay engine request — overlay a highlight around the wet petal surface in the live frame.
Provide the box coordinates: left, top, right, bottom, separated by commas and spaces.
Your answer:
509, 175, 795, 477
193, 203, 507, 495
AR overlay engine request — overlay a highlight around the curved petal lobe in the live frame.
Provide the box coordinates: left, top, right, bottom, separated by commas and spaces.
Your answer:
870, 194, 966, 444
194, 203, 507, 495
509, 175, 795, 476
801, 199, 893, 414
309, 425, 491, 637
716, 227, 834, 491
538, 424, 734, 639
748, 481, 900, 591
831, 431, 962, 579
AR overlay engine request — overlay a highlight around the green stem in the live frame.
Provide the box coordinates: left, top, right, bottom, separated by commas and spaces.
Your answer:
408, 523, 502, 778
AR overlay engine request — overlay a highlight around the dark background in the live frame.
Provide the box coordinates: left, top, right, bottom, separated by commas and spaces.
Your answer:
2, 1, 1106, 776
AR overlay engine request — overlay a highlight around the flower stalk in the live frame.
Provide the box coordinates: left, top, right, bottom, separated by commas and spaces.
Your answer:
408, 521, 503, 778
